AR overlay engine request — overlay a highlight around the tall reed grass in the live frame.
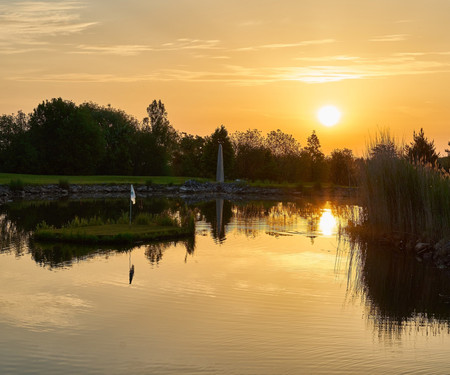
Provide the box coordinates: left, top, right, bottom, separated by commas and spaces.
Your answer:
358, 133, 450, 243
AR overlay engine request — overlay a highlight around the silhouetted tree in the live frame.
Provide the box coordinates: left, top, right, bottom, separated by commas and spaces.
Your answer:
81, 102, 137, 175
0, 111, 37, 172
405, 128, 438, 165
304, 130, 326, 182
172, 133, 205, 176
232, 129, 275, 181
144, 100, 179, 174
265, 129, 302, 182
329, 148, 356, 186
28, 98, 105, 174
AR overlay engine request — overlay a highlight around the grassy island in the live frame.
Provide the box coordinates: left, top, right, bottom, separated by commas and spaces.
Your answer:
34, 212, 195, 244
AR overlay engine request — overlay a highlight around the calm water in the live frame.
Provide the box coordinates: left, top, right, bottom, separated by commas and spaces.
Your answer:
1, 197, 450, 374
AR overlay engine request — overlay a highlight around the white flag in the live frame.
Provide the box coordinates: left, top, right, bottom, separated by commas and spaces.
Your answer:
130, 184, 136, 204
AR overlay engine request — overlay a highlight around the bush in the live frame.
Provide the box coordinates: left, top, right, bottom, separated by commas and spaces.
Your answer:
9, 179, 24, 191
58, 179, 70, 190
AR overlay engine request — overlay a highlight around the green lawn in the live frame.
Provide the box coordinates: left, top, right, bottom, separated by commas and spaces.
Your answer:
0, 173, 207, 185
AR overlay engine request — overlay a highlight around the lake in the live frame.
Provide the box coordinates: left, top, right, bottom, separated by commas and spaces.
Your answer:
1, 197, 450, 374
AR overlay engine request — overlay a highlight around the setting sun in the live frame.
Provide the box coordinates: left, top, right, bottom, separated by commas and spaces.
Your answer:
317, 106, 341, 127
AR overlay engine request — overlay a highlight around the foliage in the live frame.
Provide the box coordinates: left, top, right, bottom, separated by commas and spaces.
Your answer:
9, 179, 24, 191
28, 98, 106, 175
405, 128, 439, 165
304, 130, 326, 182
231, 129, 275, 181
329, 148, 357, 186
172, 133, 205, 177
81, 102, 137, 175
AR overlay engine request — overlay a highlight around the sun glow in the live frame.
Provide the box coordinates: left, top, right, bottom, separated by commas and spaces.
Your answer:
319, 209, 337, 236
317, 105, 341, 127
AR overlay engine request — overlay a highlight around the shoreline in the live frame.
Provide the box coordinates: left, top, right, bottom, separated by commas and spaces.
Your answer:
0, 180, 358, 204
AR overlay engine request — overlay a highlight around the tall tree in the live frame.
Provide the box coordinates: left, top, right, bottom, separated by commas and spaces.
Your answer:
0, 111, 36, 173
264, 129, 303, 182
231, 129, 275, 181
172, 133, 205, 177
329, 148, 356, 186
28, 98, 105, 174
81, 102, 137, 175
405, 128, 439, 165
304, 130, 326, 182
145, 100, 179, 174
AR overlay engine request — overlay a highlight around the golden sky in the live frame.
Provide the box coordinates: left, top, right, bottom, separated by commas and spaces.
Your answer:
1, 0, 450, 154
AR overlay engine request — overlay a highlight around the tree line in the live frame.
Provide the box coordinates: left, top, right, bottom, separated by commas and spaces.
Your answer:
0, 98, 447, 184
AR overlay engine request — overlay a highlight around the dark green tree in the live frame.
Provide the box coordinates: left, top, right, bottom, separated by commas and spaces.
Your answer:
231, 129, 275, 181
28, 98, 105, 174
405, 128, 439, 165
0, 111, 37, 172
144, 100, 179, 174
172, 133, 205, 177
80, 102, 137, 175
304, 130, 326, 182
265, 129, 302, 182
329, 148, 356, 186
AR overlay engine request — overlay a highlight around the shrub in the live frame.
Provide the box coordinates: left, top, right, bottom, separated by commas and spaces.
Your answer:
9, 179, 24, 191
58, 179, 70, 190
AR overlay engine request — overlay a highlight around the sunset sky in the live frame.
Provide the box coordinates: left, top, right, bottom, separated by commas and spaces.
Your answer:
1, 0, 450, 154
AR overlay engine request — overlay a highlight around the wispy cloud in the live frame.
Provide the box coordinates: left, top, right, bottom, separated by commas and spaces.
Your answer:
71, 38, 221, 56
235, 39, 335, 51
294, 55, 361, 62
10, 56, 450, 85
0, 1, 96, 52
369, 34, 409, 42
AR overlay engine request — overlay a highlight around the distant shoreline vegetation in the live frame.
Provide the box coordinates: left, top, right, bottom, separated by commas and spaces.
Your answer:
1, 97, 448, 186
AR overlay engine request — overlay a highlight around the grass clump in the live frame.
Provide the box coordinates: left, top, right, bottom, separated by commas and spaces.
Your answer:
58, 179, 70, 190
356, 132, 450, 243
9, 179, 24, 191
34, 209, 196, 244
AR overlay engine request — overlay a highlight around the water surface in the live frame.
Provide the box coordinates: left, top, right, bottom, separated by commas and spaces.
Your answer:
1, 198, 450, 374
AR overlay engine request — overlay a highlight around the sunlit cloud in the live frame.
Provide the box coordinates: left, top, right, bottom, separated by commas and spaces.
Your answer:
9, 52, 450, 85
294, 55, 361, 62
235, 39, 335, 51
74, 44, 154, 56
0, 1, 96, 51
369, 34, 409, 42
71, 38, 222, 56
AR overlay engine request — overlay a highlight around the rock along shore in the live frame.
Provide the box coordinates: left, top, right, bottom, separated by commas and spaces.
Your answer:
0, 179, 356, 205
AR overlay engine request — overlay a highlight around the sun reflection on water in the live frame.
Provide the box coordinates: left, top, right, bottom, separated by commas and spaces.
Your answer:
319, 209, 337, 236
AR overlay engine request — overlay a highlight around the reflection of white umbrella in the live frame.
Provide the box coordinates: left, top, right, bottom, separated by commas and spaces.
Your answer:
129, 251, 135, 284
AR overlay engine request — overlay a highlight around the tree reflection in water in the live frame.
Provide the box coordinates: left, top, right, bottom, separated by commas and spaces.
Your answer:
0, 213, 30, 257
342, 237, 450, 339
3, 196, 450, 338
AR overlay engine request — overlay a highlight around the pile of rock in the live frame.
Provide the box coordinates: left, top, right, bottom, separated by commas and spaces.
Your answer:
415, 239, 450, 269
